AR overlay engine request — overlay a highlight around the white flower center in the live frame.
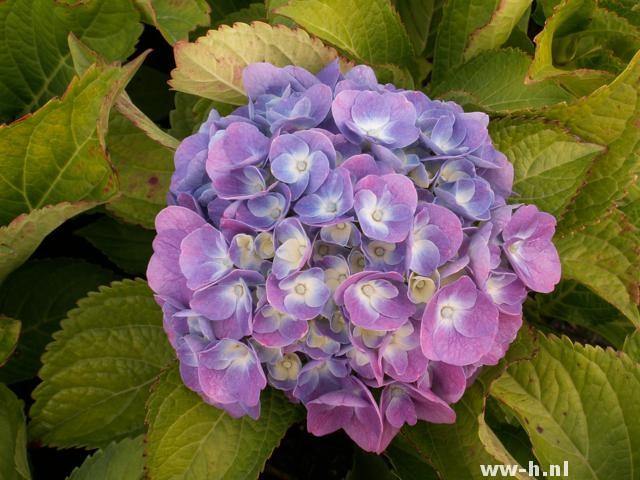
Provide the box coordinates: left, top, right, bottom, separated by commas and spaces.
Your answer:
440, 306, 454, 319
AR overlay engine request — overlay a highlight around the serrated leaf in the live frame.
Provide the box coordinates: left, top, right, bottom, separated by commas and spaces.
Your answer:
0, 202, 98, 284
554, 211, 640, 326
428, 49, 573, 112
170, 22, 343, 105
489, 118, 604, 216
0, 259, 117, 384
432, 0, 502, 81
145, 367, 302, 480
0, 59, 145, 226
0, 317, 20, 367
526, 280, 634, 348
135, 0, 210, 44
105, 112, 174, 229
67, 436, 144, 480
276, 0, 415, 74
388, 328, 537, 479
76, 217, 154, 274
463, 0, 532, 61
0, 384, 30, 480
623, 330, 640, 362
491, 334, 640, 479
30, 279, 173, 449
540, 50, 640, 227
0, 0, 142, 121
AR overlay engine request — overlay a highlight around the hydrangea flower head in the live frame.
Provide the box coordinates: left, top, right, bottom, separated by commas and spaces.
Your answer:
148, 61, 561, 453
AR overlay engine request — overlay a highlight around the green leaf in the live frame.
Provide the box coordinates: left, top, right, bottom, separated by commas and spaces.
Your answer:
213, 3, 267, 28
145, 367, 303, 480
554, 211, 640, 326
620, 183, 640, 228
30, 279, 173, 449
432, 0, 501, 81
530, 0, 640, 94
526, 280, 634, 348
0, 0, 142, 121
275, 0, 415, 71
104, 112, 175, 229
392, 0, 437, 55
346, 450, 398, 480
170, 22, 344, 105
489, 118, 604, 216
463, 0, 532, 61
76, 216, 154, 274
389, 328, 537, 479
0, 384, 30, 480
0, 59, 145, 226
623, 330, 640, 362
491, 334, 640, 479
0, 258, 117, 384
209, 0, 253, 20
135, 0, 210, 44
0, 202, 98, 284
540, 50, 640, 228
428, 49, 574, 112
0, 317, 20, 367
67, 436, 144, 480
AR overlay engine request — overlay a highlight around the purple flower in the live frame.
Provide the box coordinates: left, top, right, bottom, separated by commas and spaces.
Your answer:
272, 218, 311, 279
362, 238, 406, 273
232, 184, 291, 230
332, 90, 419, 148
482, 270, 527, 315
379, 382, 455, 450
266, 268, 331, 320
178, 223, 233, 290
212, 166, 269, 200
408, 203, 463, 276
191, 270, 264, 340
477, 312, 523, 365
306, 376, 384, 453
147, 206, 206, 305
294, 167, 354, 225
320, 220, 361, 247
253, 304, 309, 347
198, 339, 266, 419
354, 174, 418, 243
502, 205, 561, 293
435, 174, 495, 221
335, 271, 415, 330
243, 63, 333, 133
293, 358, 350, 403
378, 320, 428, 383
149, 61, 562, 451
269, 130, 334, 199
421, 275, 499, 365
206, 122, 270, 174
267, 353, 302, 391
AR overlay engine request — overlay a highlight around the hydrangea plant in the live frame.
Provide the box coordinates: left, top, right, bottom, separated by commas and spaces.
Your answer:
147, 61, 561, 452
1, 0, 639, 477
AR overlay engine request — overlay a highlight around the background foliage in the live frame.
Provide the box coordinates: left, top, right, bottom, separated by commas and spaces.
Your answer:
0, 0, 638, 478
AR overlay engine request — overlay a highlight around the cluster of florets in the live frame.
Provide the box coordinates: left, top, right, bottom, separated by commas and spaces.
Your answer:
147, 61, 561, 453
